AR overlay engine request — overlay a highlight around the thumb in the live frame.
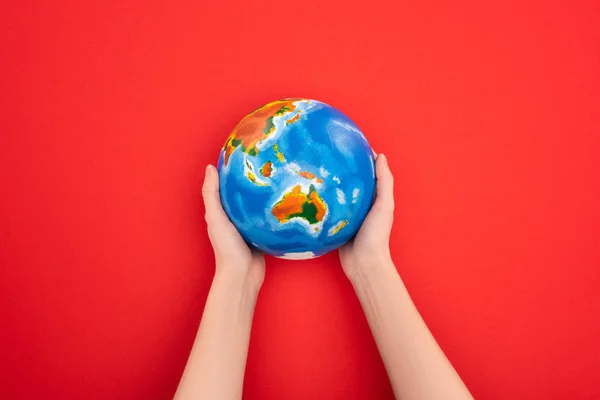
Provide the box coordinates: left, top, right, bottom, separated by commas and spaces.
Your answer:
373, 154, 395, 213
202, 165, 227, 224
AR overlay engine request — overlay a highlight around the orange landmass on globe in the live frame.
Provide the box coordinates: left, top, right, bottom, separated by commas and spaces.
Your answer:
272, 185, 327, 224
246, 171, 267, 186
329, 220, 348, 235
298, 171, 324, 184
223, 99, 300, 165
260, 161, 273, 177
286, 113, 301, 125
308, 190, 327, 222
273, 143, 286, 162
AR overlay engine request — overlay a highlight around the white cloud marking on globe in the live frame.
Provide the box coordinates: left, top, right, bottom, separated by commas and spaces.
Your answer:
352, 188, 360, 204
336, 188, 346, 204
280, 251, 317, 260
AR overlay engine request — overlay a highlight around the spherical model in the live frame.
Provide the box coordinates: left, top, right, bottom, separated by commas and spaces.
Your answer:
217, 99, 375, 260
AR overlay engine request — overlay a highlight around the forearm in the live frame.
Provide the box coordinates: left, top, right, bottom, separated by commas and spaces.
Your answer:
350, 261, 471, 400
175, 270, 260, 400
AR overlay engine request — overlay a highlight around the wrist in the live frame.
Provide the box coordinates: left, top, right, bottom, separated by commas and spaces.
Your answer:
214, 267, 262, 296
348, 256, 396, 287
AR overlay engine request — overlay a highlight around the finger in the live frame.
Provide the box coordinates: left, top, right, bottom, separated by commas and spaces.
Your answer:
201, 165, 228, 224
373, 154, 394, 212
250, 248, 265, 260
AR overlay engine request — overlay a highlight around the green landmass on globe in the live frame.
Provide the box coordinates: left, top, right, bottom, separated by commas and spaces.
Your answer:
271, 184, 327, 227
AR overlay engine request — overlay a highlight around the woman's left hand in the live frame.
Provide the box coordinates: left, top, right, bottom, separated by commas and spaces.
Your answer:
201, 165, 265, 290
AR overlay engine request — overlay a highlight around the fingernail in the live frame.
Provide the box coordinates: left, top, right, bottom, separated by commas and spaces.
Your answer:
206, 164, 215, 177
379, 154, 388, 166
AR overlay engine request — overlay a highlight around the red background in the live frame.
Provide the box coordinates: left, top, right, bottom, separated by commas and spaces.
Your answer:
1, 0, 599, 398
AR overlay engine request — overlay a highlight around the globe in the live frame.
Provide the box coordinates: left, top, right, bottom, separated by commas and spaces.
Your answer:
217, 99, 376, 259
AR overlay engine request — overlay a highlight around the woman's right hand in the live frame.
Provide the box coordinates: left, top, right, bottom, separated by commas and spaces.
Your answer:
339, 153, 395, 281
339, 154, 472, 400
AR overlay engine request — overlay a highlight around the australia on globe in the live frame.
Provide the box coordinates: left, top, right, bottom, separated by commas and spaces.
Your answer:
217, 98, 376, 260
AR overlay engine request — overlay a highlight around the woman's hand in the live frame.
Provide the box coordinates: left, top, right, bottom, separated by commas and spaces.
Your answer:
175, 165, 265, 400
338, 155, 472, 400
339, 153, 395, 281
202, 165, 265, 290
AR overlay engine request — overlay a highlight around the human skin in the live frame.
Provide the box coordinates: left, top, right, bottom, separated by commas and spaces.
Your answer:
339, 154, 472, 399
174, 165, 264, 400
174, 155, 472, 400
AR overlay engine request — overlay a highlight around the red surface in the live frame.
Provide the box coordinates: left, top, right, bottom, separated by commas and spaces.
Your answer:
1, 0, 599, 398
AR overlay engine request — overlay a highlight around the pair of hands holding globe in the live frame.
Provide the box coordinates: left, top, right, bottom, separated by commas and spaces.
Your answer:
177, 100, 471, 400
179, 148, 471, 400
201, 152, 394, 288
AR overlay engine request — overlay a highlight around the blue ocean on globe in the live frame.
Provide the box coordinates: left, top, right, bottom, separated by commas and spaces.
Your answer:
217, 99, 375, 259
